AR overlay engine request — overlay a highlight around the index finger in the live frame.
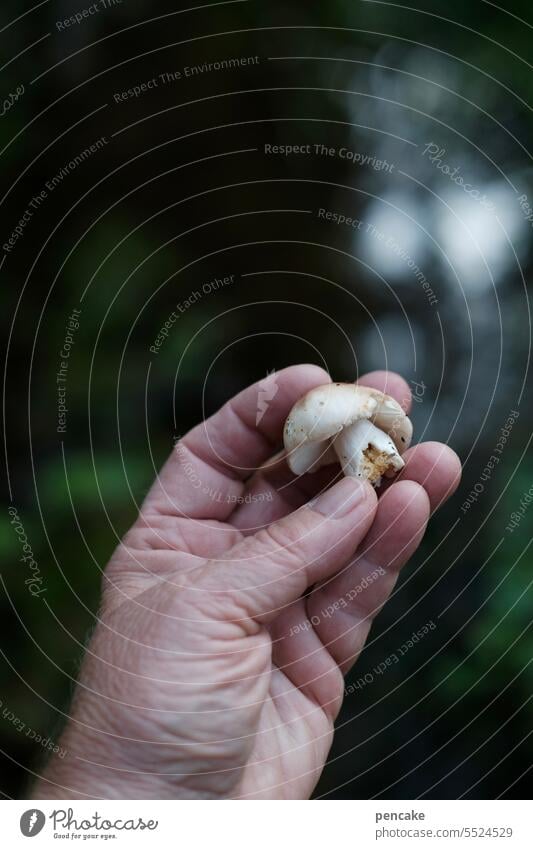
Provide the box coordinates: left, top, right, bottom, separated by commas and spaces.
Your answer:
357, 370, 412, 414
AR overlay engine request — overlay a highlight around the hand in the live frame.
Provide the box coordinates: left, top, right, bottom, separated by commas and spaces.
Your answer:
34, 365, 461, 800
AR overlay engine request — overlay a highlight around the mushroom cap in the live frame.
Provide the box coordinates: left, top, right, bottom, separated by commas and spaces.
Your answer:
283, 382, 412, 475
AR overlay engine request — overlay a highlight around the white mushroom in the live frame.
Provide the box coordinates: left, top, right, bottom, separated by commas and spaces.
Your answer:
283, 383, 413, 486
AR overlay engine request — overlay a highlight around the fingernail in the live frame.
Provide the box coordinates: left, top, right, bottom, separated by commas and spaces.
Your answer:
311, 478, 372, 518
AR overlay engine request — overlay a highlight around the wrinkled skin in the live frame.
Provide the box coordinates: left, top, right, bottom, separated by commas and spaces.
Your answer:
34, 366, 461, 799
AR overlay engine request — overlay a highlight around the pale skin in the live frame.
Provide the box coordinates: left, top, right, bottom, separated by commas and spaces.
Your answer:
33, 365, 461, 800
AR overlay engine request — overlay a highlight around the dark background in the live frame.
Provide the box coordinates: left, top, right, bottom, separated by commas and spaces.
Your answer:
1, 0, 532, 799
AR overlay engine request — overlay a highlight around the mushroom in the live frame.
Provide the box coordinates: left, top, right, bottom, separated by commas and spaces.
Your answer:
283, 383, 412, 486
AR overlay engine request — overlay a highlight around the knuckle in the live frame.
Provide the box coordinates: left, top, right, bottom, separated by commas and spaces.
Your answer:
258, 510, 317, 566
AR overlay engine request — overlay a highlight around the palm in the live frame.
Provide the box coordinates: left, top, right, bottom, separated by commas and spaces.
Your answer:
103, 516, 340, 799
39, 365, 460, 800
242, 668, 334, 799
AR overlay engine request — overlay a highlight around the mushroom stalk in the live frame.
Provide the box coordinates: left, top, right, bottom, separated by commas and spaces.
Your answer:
333, 419, 405, 485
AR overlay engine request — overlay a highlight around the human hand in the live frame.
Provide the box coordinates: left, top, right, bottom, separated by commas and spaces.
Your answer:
34, 365, 461, 799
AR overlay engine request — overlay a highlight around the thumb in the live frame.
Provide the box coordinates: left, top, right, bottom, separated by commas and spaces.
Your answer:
195, 477, 377, 624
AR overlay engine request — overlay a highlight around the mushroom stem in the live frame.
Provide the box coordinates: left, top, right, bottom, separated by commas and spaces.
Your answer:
332, 419, 404, 485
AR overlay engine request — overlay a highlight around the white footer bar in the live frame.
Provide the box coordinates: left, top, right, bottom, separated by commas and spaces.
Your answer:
3, 800, 530, 848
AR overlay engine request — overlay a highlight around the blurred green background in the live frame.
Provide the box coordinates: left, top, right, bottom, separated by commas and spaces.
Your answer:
1, 0, 532, 798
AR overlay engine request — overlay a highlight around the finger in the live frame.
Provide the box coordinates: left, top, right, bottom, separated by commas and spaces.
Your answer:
192, 477, 377, 625
230, 455, 342, 532
248, 438, 460, 530
301, 443, 460, 676
385, 441, 462, 511
305, 480, 430, 674
357, 370, 412, 414
142, 364, 331, 521
230, 370, 413, 531
267, 479, 430, 716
